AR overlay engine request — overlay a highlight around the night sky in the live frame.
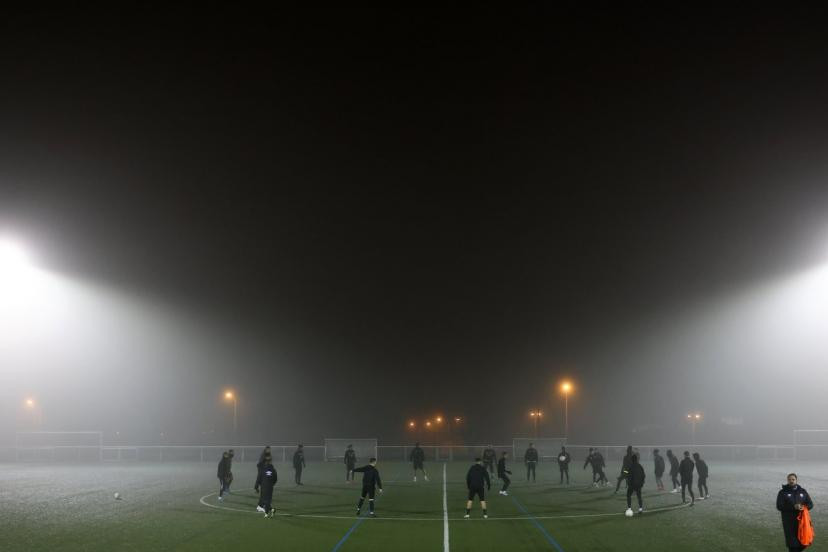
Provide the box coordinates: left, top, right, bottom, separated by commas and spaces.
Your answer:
3, 7, 828, 445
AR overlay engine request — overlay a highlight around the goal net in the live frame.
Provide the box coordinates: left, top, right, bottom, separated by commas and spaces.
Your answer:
793, 430, 828, 461
512, 437, 567, 461
15, 431, 103, 462
324, 438, 378, 462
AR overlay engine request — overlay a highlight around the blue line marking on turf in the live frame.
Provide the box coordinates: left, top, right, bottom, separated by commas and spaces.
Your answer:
331, 517, 365, 552
510, 495, 566, 552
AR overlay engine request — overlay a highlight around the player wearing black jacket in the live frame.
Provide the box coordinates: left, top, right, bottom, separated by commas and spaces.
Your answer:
679, 451, 695, 505
497, 452, 512, 495
217, 451, 231, 501
344, 445, 357, 482
524, 443, 539, 482
653, 449, 665, 491
353, 458, 383, 516
257, 454, 277, 517
667, 449, 680, 492
293, 445, 306, 485
255, 446, 271, 493
557, 446, 571, 484
465, 458, 491, 519
693, 452, 709, 499
410, 443, 429, 482
614, 445, 633, 493
482, 446, 497, 476
626, 454, 646, 514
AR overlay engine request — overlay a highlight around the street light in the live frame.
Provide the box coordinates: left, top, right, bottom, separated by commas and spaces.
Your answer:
529, 410, 543, 438
687, 412, 702, 444
224, 391, 237, 435
560, 381, 573, 440
24, 397, 41, 427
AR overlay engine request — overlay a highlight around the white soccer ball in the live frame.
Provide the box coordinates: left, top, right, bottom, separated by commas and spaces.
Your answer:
625, 508, 633, 517
114, 492, 121, 500
558, 455, 566, 462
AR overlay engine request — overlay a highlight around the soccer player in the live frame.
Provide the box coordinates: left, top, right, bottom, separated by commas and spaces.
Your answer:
626, 453, 646, 514
667, 449, 680, 493
653, 448, 665, 491
614, 445, 633, 493
593, 448, 608, 486
497, 451, 512, 495
344, 444, 357, 483
777, 473, 814, 552
465, 458, 491, 519
482, 445, 497, 476
255, 446, 271, 493
679, 450, 695, 505
583, 447, 597, 484
225, 449, 235, 493
693, 452, 709, 499
410, 442, 429, 482
353, 458, 383, 516
525, 442, 539, 482
256, 453, 278, 517
557, 446, 571, 484
217, 451, 231, 501
293, 444, 306, 485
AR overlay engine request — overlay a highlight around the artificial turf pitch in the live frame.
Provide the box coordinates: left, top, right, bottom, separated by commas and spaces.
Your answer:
1, 460, 825, 551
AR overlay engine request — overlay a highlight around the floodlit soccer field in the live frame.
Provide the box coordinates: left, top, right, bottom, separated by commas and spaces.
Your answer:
1, 460, 825, 551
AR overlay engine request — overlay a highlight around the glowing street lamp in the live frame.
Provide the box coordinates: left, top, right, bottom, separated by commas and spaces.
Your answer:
23, 397, 41, 427
529, 410, 543, 438
560, 381, 573, 440
224, 390, 237, 435
687, 412, 702, 444
408, 421, 416, 428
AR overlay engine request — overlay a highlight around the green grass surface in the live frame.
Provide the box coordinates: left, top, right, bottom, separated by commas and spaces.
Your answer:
1, 459, 824, 551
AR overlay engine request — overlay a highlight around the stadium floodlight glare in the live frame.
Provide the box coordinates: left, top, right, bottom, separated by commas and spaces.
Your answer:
0, 238, 29, 271
223, 390, 237, 433
454, 417, 461, 423
408, 421, 416, 428
25, 398, 35, 408
425, 420, 432, 427
529, 409, 543, 438
559, 381, 573, 439
687, 412, 702, 444
435, 416, 443, 423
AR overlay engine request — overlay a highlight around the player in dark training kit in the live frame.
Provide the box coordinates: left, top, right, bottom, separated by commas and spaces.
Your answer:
653, 448, 665, 491
693, 452, 709, 499
353, 458, 383, 516
465, 458, 491, 519
344, 445, 357, 482
482, 445, 497, 476
615, 445, 633, 493
410, 443, 429, 482
497, 452, 512, 495
626, 453, 646, 514
217, 451, 231, 501
524, 443, 539, 482
679, 451, 696, 505
293, 444, 306, 485
256, 454, 277, 517
557, 446, 571, 484
255, 446, 271, 493
667, 449, 680, 493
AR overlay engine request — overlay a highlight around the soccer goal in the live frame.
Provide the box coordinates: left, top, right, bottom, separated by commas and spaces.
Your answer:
793, 429, 828, 461
14, 431, 103, 462
512, 437, 566, 461
324, 438, 378, 462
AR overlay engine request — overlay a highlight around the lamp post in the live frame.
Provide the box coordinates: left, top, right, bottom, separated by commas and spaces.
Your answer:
687, 413, 701, 445
224, 391, 237, 436
529, 410, 543, 439
560, 381, 573, 440
24, 397, 41, 427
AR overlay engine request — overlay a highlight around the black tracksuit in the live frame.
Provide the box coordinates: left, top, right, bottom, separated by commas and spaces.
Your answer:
615, 448, 633, 492
353, 464, 383, 514
482, 448, 496, 475
592, 451, 607, 484
626, 460, 645, 509
217, 456, 231, 497
557, 450, 571, 484
410, 447, 425, 471
497, 457, 512, 491
293, 449, 306, 484
695, 458, 709, 496
466, 463, 491, 500
667, 452, 680, 490
653, 452, 665, 490
679, 456, 695, 503
524, 447, 539, 481
344, 449, 357, 481
255, 449, 271, 492
258, 463, 277, 512
777, 484, 814, 551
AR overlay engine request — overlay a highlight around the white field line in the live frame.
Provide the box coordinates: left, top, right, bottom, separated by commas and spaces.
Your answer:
442, 463, 449, 552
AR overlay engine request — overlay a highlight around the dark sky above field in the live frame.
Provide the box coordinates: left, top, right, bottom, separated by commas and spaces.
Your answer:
2, 7, 828, 446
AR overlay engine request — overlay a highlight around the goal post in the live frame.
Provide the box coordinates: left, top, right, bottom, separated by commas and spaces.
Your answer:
512, 437, 567, 461
14, 431, 103, 462
323, 438, 378, 462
